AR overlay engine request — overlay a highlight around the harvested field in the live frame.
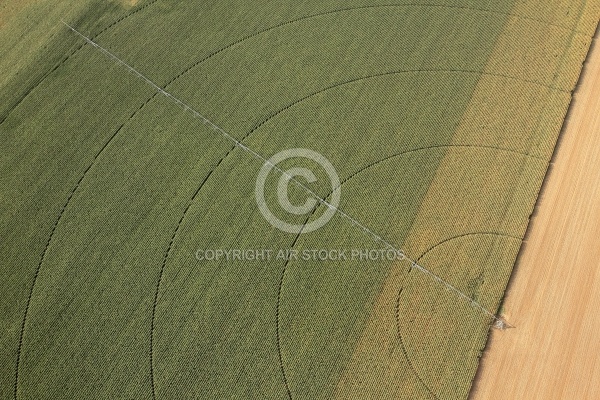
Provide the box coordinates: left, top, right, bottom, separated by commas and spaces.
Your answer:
472, 26, 600, 400
0, 1, 598, 399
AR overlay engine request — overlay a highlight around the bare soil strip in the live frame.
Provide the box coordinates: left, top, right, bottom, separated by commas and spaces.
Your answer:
471, 26, 600, 400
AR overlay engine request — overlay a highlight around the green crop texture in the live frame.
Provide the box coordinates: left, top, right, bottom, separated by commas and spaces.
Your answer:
1, 0, 598, 399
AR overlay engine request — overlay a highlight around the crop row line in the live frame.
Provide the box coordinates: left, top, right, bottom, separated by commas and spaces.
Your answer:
11, 4, 162, 396
62, 22, 508, 327
159, 2, 585, 102
11, 1, 581, 397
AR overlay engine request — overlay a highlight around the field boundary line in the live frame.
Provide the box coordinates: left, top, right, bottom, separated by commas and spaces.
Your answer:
62, 21, 510, 327
392, 232, 524, 396
393, 233, 521, 399
469, 18, 600, 400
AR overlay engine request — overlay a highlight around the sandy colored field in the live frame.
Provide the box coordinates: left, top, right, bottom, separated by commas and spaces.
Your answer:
471, 28, 600, 400
1, 1, 597, 398
333, 1, 597, 398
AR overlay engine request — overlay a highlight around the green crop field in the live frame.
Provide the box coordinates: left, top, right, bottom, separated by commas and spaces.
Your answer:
1, 0, 598, 399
